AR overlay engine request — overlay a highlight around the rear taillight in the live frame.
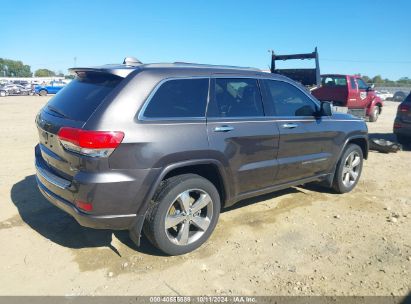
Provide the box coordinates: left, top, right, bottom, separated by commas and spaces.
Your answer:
399, 104, 410, 112
75, 200, 93, 212
57, 127, 124, 157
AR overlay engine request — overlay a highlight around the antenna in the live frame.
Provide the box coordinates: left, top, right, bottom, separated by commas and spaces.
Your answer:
123, 57, 142, 66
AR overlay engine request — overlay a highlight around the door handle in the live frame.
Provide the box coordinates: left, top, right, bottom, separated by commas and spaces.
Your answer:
281, 123, 298, 129
214, 125, 234, 132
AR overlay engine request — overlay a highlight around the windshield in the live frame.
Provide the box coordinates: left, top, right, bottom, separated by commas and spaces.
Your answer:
45, 72, 123, 121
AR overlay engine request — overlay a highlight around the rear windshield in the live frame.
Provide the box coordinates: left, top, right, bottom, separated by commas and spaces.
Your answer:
45, 72, 122, 121
321, 76, 347, 87
405, 93, 411, 103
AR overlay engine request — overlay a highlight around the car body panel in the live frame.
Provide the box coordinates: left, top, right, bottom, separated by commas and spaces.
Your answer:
34, 62, 369, 235
35, 81, 66, 94
311, 74, 383, 117
0, 84, 32, 96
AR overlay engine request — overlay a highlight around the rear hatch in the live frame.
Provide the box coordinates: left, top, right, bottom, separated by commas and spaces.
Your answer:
36, 72, 124, 180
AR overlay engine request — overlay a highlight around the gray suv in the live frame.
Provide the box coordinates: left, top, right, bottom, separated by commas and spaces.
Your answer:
35, 59, 368, 255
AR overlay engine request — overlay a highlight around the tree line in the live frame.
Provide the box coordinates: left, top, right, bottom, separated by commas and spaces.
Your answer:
1, 58, 411, 86
359, 75, 411, 87
0, 58, 64, 78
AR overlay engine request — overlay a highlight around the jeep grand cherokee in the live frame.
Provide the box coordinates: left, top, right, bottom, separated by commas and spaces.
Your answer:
35, 58, 368, 255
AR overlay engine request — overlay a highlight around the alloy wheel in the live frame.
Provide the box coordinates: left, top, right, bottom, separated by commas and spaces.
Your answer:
342, 151, 361, 188
164, 189, 213, 246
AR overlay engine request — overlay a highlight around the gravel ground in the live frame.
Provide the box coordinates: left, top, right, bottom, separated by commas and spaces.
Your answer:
0, 96, 410, 296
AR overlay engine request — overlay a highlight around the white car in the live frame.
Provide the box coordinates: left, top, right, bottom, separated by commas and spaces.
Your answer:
376, 90, 393, 100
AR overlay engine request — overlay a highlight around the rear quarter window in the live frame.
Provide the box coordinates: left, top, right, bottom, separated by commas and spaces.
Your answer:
45, 72, 122, 122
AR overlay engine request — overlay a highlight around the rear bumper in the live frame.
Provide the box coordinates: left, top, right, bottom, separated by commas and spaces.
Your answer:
36, 178, 135, 229
34, 144, 158, 230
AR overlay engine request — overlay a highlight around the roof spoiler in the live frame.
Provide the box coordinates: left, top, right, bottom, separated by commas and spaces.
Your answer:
270, 47, 321, 87
68, 56, 143, 78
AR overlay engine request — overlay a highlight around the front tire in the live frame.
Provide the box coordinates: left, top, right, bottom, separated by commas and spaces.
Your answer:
332, 144, 363, 193
369, 106, 380, 122
142, 174, 221, 255
0, 90, 6, 97
39, 89, 47, 96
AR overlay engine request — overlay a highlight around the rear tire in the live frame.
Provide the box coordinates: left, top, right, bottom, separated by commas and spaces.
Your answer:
332, 144, 363, 194
369, 106, 380, 122
143, 174, 220, 255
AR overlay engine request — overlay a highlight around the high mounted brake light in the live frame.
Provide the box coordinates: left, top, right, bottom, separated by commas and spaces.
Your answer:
57, 127, 124, 157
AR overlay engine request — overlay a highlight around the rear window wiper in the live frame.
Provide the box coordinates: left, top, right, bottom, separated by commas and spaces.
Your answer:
47, 105, 69, 119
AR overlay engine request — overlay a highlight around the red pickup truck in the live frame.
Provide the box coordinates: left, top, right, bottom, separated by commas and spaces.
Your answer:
312, 74, 383, 122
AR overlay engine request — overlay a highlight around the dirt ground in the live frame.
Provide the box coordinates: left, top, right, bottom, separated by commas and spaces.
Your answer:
0, 96, 410, 296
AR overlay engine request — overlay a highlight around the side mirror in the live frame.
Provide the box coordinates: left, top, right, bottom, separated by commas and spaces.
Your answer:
318, 101, 332, 116
367, 84, 375, 91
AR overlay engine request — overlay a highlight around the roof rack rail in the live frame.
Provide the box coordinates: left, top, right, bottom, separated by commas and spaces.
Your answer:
173, 62, 261, 71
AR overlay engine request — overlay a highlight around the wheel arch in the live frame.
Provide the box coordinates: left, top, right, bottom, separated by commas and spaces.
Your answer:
346, 136, 369, 160
323, 135, 368, 188
129, 159, 230, 246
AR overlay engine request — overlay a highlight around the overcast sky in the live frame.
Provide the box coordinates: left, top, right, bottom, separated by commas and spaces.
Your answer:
2, 0, 411, 79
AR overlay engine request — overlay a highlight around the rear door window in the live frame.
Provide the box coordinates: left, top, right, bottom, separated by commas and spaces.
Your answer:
45, 72, 122, 122
143, 78, 209, 118
208, 78, 264, 117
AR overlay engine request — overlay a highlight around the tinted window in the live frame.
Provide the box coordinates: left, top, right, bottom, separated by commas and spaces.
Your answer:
350, 77, 357, 90
46, 72, 122, 122
321, 76, 347, 87
144, 78, 209, 118
208, 78, 264, 117
264, 80, 317, 116
356, 78, 368, 90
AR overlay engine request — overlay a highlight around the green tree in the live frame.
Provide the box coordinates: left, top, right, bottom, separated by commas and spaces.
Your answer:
397, 77, 411, 85
34, 69, 56, 77
372, 75, 383, 84
0, 58, 32, 77
362, 75, 371, 83
384, 78, 395, 86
